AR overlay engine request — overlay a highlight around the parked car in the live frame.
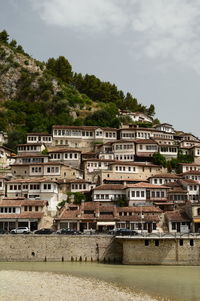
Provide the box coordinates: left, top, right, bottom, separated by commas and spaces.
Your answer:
34, 228, 54, 235
10, 227, 31, 234
110, 228, 139, 236
56, 228, 80, 235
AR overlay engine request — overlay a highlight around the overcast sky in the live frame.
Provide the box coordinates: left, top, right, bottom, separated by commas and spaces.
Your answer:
1, 0, 200, 136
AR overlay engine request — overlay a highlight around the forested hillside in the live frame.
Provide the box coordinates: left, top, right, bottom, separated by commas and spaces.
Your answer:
0, 30, 157, 149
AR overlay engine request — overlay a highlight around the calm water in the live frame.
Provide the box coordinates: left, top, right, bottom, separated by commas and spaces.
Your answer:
0, 262, 199, 301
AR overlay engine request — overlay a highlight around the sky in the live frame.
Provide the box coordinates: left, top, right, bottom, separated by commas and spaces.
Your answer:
0, 0, 200, 136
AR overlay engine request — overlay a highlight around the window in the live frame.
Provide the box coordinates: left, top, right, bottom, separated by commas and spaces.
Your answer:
172, 222, 176, 230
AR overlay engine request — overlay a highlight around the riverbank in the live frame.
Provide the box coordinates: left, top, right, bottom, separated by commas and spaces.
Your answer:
0, 270, 158, 301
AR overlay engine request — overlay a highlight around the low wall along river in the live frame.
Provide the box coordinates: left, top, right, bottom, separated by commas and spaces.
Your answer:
1, 235, 200, 265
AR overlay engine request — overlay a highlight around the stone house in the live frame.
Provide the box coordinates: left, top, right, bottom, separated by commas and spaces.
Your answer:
55, 201, 162, 233
149, 173, 181, 185
48, 148, 81, 169
134, 139, 158, 159
5, 178, 67, 215
11, 162, 83, 180
52, 125, 117, 151
0, 198, 48, 232
125, 182, 169, 206
165, 210, 191, 233
92, 184, 126, 204
26, 132, 53, 145
153, 123, 175, 134
100, 162, 166, 183
17, 143, 46, 154
0, 146, 15, 168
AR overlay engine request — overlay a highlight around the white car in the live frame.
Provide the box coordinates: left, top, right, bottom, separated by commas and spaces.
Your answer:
10, 227, 31, 234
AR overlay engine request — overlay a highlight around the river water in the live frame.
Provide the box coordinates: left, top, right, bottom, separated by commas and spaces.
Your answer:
0, 262, 199, 301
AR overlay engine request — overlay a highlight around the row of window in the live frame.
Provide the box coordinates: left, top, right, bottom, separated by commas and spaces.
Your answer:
18, 146, 39, 151
24, 206, 39, 211
71, 184, 87, 190
0, 207, 16, 213
50, 153, 78, 159
87, 162, 107, 168
114, 144, 134, 150
169, 195, 188, 201
95, 194, 123, 199
115, 155, 134, 161
22, 158, 45, 163
128, 190, 165, 198
31, 167, 60, 173
54, 129, 116, 138
27, 136, 52, 142
115, 166, 136, 172
160, 147, 177, 153
9, 184, 52, 190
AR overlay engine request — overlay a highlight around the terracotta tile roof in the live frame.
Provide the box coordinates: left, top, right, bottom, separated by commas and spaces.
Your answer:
7, 178, 58, 184
149, 173, 181, 179
165, 210, 191, 222
66, 179, 92, 184
83, 159, 115, 162
181, 171, 200, 175
52, 125, 117, 131
94, 184, 125, 191
99, 205, 116, 212
168, 188, 187, 194
17, 143, 44, 147
27, 132, 51, 136
12, 162, 65, 166
136, 152, 156, 157
82, 202, 97, 210
117, 206, 162, 213
0, 199, 47, 207
179, 179, 199, 185
48, 148, 81, 153
109, 161, 159, 167
178, 163, 200, 166
0, 212, 43, 219
81, 214, 96, 219
119, 215, 160, 222
14, 153, 49, 158
135, 139, 158, 144
59, 210, 80, 219
126, 182, 169, 189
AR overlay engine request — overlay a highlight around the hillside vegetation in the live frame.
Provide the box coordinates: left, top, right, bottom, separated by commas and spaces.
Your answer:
0, 30, 157, 149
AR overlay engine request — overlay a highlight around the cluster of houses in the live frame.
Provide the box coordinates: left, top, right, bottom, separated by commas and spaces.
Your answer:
0, 114, 200, 234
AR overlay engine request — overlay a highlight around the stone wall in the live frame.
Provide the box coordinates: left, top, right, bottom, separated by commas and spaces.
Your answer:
0, 235, 122, 263
1, 235, 200, 265
121, 238, 200, 265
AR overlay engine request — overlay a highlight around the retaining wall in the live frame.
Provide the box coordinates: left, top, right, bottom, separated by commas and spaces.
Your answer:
0, 235, 122, 263
121, 238, 200, 265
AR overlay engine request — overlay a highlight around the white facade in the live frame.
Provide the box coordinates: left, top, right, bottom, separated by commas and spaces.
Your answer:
27, 134, 52, 145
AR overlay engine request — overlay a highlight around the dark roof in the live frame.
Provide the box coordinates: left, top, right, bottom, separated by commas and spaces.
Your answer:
165, 210, 191, 222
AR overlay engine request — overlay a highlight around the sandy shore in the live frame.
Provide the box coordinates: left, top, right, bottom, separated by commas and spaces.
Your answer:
0, 270, 159, 301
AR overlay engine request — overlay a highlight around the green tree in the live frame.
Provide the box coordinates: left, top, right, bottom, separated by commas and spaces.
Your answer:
10, 39, 17, 48
0, 30, 9, 44
46, 56, 72, 83
147, 104, 155, 117
152, 152, 167, 168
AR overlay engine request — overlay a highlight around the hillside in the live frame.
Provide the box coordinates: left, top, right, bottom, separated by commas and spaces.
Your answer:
0, 30, 157, 149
